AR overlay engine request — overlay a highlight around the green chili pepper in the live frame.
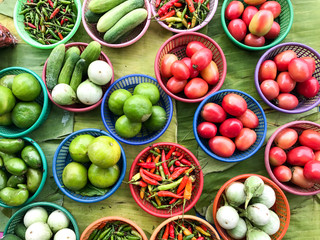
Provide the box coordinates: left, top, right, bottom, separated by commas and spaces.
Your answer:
183, 234, 195, 240
149, 150, 160, 156
66, 24, 75, 28
115, 232, 124, 237
131, 230, 142, 239
35, 7, 42, 17
154, 177, 183, 191
47, 38, 60, 44
34, 14, 39, 28
53, 0, 58, 8
151, 200, 158, 208
159, 165, 166, 180
19, 8, 30, 15
111, 235, 115, 240
42, 7, 49, 17
93, 229, 102, 240
60, 0, 71, 4
38, 38, 46, 44
98, 227, 112, 240
126, 236, 141, 240
181, 5, 187, 20
156, 204, 171, 209
88, 229, 99, 240
122, 226, 132, 232
48, 28, 60, 40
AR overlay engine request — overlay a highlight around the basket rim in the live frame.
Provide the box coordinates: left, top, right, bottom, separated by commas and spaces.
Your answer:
52, 128, 127, 203
100, 74, 174, 145
154, 32, 227, 103
264, 120, 320, 195
192, 89, 267, 162
82, 0, 151, 48
254, 42, 320, 114
41, 42, 115, 112
212, 174, 291, 240
220, 0, 294, 51
128, 142, 204, 218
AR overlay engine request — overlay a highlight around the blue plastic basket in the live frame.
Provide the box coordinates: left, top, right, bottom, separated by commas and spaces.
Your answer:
101, 74, 173, 145
52, 128, 126, 203
193, 89, 267, 162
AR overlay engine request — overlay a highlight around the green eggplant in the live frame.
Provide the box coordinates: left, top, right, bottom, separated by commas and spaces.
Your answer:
21, 145, 42, 169
0, 151, 16, 164
0, 169, 8, 190
0, 138, 25, 154
5, 158, 27, 176
7, 175, 26, 188
0, 184, 29, 206
26, 168, 42, 193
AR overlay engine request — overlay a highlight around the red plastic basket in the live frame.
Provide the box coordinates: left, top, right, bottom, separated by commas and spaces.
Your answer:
154, 32, 227, 103
42, 42, 114, 112
129, 142, 204, 218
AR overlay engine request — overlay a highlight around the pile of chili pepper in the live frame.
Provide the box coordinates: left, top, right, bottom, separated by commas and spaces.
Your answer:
129, 146, 197, 211
19, 0, 77, 45
155, 0, 210, 30
88, 220, 142, 240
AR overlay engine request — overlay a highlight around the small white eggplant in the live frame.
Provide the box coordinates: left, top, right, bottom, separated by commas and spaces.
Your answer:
216, 205, 240, 230
251, 185, 276, 208
244, 176, 265, 208
258, 210, 280, 235
76, 80, 102, 105
52, 83, 77, 105
227, 217, 247, 239
225, 182, 246, 207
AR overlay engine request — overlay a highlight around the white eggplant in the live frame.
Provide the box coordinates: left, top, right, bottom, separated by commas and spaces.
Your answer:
52, 83, 77, 105
251, 185, 276, 208
244, 203, 270, 226
216, 205, 239, 230
76, 80, 102, 105
244, 176, 265, 208
246, 219, 271, 240
225, 182, 246, 207
227, 217, 247, 239
258, 210, 280, 235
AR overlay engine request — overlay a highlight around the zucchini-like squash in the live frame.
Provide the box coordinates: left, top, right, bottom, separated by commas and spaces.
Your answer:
46, 44, 65, 90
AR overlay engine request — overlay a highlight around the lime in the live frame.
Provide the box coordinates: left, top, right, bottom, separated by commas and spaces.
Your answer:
62, 162, 87, 191
0, 86, 16, 115
108, 89, 132, 115
115, 115, 142, 138
11, 102, 42, 129
133, 82, 160, 104
88, 164, 120, 188
12, 73, 41, 101
0, 112, 12, 126
69, 134, 95, 163
123, 95, 152, 122
143, 106, 167, 132
0, 75, 15, 89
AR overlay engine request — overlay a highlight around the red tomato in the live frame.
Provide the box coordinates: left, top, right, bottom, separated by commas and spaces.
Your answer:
259, 1, 281, 18
184, 78, 208, 99
160, 54, 178, 78
209, 136, 235, 157
225, 1, 244, 20
166, 77, 187, 94
201, 103, 227, 123
291, 166, 315, 188
191, 48, 213, 71
171, 60, 190, 80
273, 165, 292, 182
219, 118, 243, 138
260, 80, 280, 100
276, 93, 299, 110
264, 21, 280, 39
274, 50, 297, 72
249, 10, 274, 37
244, 0, 266, 6
259, 60, 277, 82
287, 146, 315, 166
235, 128, 257, 151
228, 19, 247, 42
244, 33, 265, 47
222, 93, 247, 117
276, 72, 296, 93
315, 151, 320, 161
237, 109, 259, 129
301, 56, 316, 74
181, 57, 199, 79
269, 146, 287, 166
304, 160, 320, 183
299, 129, 320, 151
197, 122, 217, 139
186, 41, 206, 58
297, 77, 319, 98
242, 6, 258, 26
200, 61, 220, 85
274, 128, 298, 150
288, 58, 312, 82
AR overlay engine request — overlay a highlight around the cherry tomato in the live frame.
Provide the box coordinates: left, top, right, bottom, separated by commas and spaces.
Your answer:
260, 80, 280, 100
301, 56, 316, 74
171, 60, 190, 80
160, 54, 178, 78
219, 118, 243, 138
166, 77, 187, 94
197, 122, 217, 139
181, 57, 199, 79
235, 128, 257, 151
259, 60, 277, 82
209, 136, 235, 158
274, 50, 297, 72
259, 1, 281, 18
276, 93, 299, 110
228, 19, 247, 42
242, 6, 258, 26
249, 10, 274, 37
201, 103, 227, 123
273, 165, 292, 182
222, 93, 247, 117
291, 166, 315, 189
297, 77, 319, 98
225, 1, 244, 20
244, 0, 266, 6
184, 78, 208, 99
299, 129, 320, 151
315, 151, 320, 161
274, 128, 298, 150
276, 72, 296, 93
244, 33, 265, 47
288, 58, 312, 82
269, 147, 287, 166
186, 41, 206, 58
287, 146, 315, 166
200, 61, 220, 85
304, 160, 320, 183
264, 21, 280, 39
237, 109, 259, 129
191, 48, 213, 71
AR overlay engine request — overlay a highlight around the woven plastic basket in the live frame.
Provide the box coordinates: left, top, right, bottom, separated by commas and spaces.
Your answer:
221, 0, 293, 51
101, 74, 173, 145
155, 32, 226, 103
255, 42, 320, 114
0, 67, 50, 138
193, 89, 267, 162
52, 128, 126, 203
212, 174, 290, 240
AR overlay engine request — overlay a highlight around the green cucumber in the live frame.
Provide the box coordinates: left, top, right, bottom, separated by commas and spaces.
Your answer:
64, 46, 81, 64
88, 0, 127, 14
58, 52, 80, 85
97, 0, 144, 33
70, 59, 86, 92
103, 8, 147, 44
46, 44, 65, 90
85, 10, 103, 23
80, 41, 101, 71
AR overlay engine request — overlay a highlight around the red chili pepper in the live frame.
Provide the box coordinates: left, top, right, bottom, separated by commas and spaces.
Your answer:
184, 177, 193, 201
57, 32, 63, 40
169, 164, 174, 173
181, 159, 192, 166
162, 149, 170, 177
137, 162, 157, 169
200, 224, 207, 232
60, 18, 68, 25
97, 222, 107, 230
169, 223, 175, 239
150, 155, 160, 174
175, 160, 181, 167
177, 175, 189, 194
26, 0, 29, 3
25, 22, 36, 29
157, 191, 184, 199
178, 233, 183, 240
158, 0, 179, 16
31, 0, 34, 2
50, 7, 60, 19
197, 237, 204, 240
155, 0, 161, 8
173, 151, 182, 157
140, 168, 159, 186
162, 224, 170, 240
185, 0, 195, 13
130, 180, 148, 188
188, 226, 193, 234
141, 169, 163, 181
169, 190, 184, 204
166, 146, 176, 160
170, 167, 189, 181
174, 2, 182, 7
48, 0, 54, 8
146, 154, 152, 163
159, 9, 176, 21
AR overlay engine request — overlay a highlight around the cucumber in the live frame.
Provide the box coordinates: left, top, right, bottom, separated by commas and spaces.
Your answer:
85, 10, 103, 23
46, 44, 65, 90
58, 52, 80, 85
88, 0, 127, 13
80, 41, 101, 71
63, 46, 80, 64
97, 0, 144, 33
70, 59, 86, 92
103, 8, 148, 44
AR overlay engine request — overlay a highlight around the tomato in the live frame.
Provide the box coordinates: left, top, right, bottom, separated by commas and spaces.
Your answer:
297, 77, 319, 98
191, 48, 213, 71
181, 57, 199, 79
201, 103, 227, 123
273, 165, 292, 182
244, 33, 265, 47
197, 122, 217, 139
276, 93, 299, 110
228, 19, 247, 42
259, 60, 277, 82
235, 128, 257, 151
315, 151, 320, 161
274, 128, 298, 150
184, 78, 208, 99
291, 166, 315, 189
160, 54, 178, 78
219, 118, 243, 138
200, 61, 220, 85
304, 160, 320, 183
186, 41, 206, 58
209, 136, 235, 157
166, 77, 187, 94
222, 93, 247, 117
259, 1, 282, 18
276, 72, 296, 93
287, 146, 315, 166
237, 109, 259, 129
299, 129, 320, 151
273, 50, 297, 72
260, 80, 280, 100
244, 0, 266, 6
288, 58, 312, 82
249, 10, 274, 37
171, 60, 190, 80
269, 146, 287, 166
264, 21, 280, 39
242, 6, 258, 26
225, 1, 244, 20
301, 56, 316, 74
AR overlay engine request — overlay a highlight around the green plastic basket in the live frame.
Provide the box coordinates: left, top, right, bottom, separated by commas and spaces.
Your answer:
221, 0, 294, 51
13, 0, 82, 49
0, 67, 50, 138
3, 202, 80, 240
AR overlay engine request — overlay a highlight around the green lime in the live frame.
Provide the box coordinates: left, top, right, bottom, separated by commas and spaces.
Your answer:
108, 89, 132, 115
0, 86, 16, 115
11, 102, 42, 129
133, 82, 160, 105
0, 112, 12, 126
0, 75, 15, 89
123, 95, 152, 122
62, 162, 87, 191
69, 134, 95, 163
12, 73, 41, 101
88, 164, 120, 188
143, 106, 167, 132
115, 115, 142, 138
